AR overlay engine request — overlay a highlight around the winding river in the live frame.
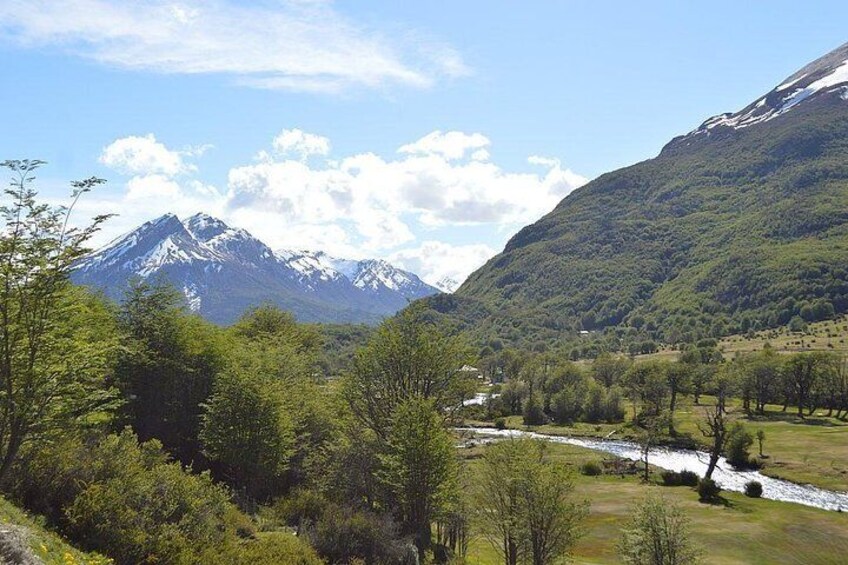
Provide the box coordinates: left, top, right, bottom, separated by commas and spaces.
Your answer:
458, 427, 848, 512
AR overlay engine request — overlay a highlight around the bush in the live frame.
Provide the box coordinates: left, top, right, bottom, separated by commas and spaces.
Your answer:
12, 430, 253, 565
306, 504, 412, 565
494, 417, 507, 430
522, 392, 547, 426
679, 470, 699, 487
660, 470, 682, 486
726, 423, 754, 469
697, 478, 722, 503
580, 461, 603, 476
744, 481, 763, 498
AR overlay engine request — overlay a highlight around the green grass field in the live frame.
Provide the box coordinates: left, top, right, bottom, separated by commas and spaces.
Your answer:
459, 442, 848, 565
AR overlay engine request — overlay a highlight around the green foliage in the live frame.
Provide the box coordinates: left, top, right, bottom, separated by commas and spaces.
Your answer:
476, 438, 587, 565
343, 303, 474, 439
200, 369, 295, 501
421, 103, 848, 354
697, 478, 722, 503
0, 160, 115, 485
522, 391, 547, 426
378, 398, 459, 553
580, 460, 603, 476
12, 430, 250, 565
114, 280, 227, 465
725, 422, 754, 469
307, 504, 413, 565
618, 495, 701, 564
745, 481, 763, 498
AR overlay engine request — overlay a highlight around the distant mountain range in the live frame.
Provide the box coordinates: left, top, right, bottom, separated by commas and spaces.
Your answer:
73, 213, 440, 324
426, 41, 848, 349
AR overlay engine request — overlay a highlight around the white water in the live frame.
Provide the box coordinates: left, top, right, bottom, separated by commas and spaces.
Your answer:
459, 427, 848, 512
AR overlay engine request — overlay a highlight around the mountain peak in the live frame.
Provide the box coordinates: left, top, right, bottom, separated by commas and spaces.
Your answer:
184, 213, 232, 242
74, 214, 440, 324
668, 41, 848, 151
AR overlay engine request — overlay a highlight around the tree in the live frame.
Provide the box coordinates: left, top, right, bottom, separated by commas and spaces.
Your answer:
0, 160, 115, 486
697, 401, 730, 480
115, 280, 226, 465
343, 303, 474, 440
200, 369, 295, 501
725, 422, 753, 469
618, 495, 701, 564
591, 353, 630, 388
522, 446, 587, 565
378, 398, 458, 554
476, 438, 586, 565
783, 352, 832, 417
665, 363, 692, 433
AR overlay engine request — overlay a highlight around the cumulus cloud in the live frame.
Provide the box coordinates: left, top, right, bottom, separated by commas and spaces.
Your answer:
226, 130, 588, 250
0, 0, 467, 93
91, 128, 587, 282
388, 241, 496, 289
272, 129, 331, 160
100, 134, 192, 176
398, 130, 490, 160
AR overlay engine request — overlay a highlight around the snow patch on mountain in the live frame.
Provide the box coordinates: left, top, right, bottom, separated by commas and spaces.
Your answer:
74, 213, 441, 323
679, 42, 848, 141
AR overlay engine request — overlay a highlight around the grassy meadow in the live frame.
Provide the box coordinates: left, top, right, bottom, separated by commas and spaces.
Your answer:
459, 441, 848, 565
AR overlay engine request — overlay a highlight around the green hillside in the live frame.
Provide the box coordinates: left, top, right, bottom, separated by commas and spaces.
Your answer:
0, 496, 110, 565
424, 87, 848, 353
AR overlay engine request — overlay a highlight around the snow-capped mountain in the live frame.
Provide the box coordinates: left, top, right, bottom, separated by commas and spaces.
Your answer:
668, 41, 848, 150
434, 276, 460, 294
73, 213, 440, 324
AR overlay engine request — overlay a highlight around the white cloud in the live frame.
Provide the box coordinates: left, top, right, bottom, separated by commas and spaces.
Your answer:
388, 240, 496, 288
87, 129, 588, 284
100, 134, 191, 176
0, 0, 465, 93
272, 129, 331, 160
399, 130, 490, 160
226, 130, 588, 250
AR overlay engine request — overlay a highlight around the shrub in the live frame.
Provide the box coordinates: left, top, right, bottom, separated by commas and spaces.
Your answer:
494, 417, 507, 430
679, 470, 699, 487
580, 461, 603, 476
726, 423, 754, 469
697, 478, 722, 503
522, 392, 547, 426
306, 504, 411, 564
744, 481, 763, 498
660, 470, 682, 486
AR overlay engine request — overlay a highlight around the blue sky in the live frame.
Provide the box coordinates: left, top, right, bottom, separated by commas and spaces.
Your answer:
1, 1, 847, 286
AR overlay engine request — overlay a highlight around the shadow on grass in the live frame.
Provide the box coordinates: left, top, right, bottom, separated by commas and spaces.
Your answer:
745, 411, 844, 427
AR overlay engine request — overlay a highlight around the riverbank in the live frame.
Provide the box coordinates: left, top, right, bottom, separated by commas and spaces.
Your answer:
464, 395, 848, 491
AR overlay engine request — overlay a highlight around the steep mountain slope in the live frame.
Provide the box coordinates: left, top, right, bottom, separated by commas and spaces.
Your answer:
74, 213, 438, 324
425, 42, 848, 350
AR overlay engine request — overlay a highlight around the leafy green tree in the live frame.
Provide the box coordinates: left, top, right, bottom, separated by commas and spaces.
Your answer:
0, 160, 115, 485
378, 398, 458, 554
618, 495, 701, 564
343, 303, 473, 440
200, 369, 295, 501
591, 353, 631, 388
476, 438, 587, 565
115, 280, 227, 465
783, 352, 834, 417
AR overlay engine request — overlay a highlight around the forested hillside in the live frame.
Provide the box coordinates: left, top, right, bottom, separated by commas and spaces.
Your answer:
424, 45, 848, 355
